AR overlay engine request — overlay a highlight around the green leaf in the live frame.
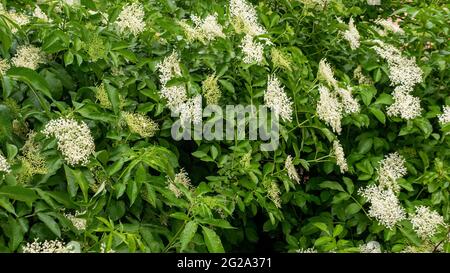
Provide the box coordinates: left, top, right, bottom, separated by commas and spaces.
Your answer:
319, 181, 345, 192
219, 79, 235, 93
0, 186, 38, 204
357, 138, 373, 154
333, 225, 344, 237
37, 212, 61, 237
0, 197, 16, 215
313, 222, 330, 235
7, 67, 53, 99
202, 226, 225, 253
373, 93, 393, 105
180, 221, 198, 252
342, 177, 354, 194
345, 203, 361, 215
369, 107, 386, 124
105, 83, 121, 114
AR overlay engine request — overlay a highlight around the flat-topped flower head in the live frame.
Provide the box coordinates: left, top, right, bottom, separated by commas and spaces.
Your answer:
156, 51, 182, 86
387, 86, 422, 120
264, 75, 293, 122
22, 239, 74, 253
42, 117, 95, 166
0, 58, 10, 75
375, 18, 404, 34
229, 0, 266, 36
360, 241, 382, 253
116, 3, 145, 36
122, 112, 159, 138
377, 152, 407, 193
359, 184, 406, 229
11, 45, 46, 70
410, 206, 446, 240
316, 85, 343, 134
177, 95, 203, 127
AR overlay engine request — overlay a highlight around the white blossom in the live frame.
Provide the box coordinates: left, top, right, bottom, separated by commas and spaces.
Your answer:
156, 51, 182, 86
64, 211, 87, 231
359, 184, 406, 229
42, 117, 95, 166
343, 17, 360, 50
0, 58, 10, 75
336, 87, 360, 114
318, 59, 338, 89
285, 155, 300, 183
377, 152, 407, 193
181, 13, 225, 43
0, 154, 11, 174
360, 241, 382, 253
33, 6, 50, 22
115, 3, 145, 36
11, 45, 45, 70
375, 18, 404, 34
264, 75, 293, 122
22, 239, 74, 253
240, 34, 264, 64
410, 206, 446, 240
332, 140, 348, 173
316, 85, 343, 134
438, 105, 450, 125
229, 0, 266, 36
386, 86, 422, 120
177, 95, 203, 127
160, 85, 188, 111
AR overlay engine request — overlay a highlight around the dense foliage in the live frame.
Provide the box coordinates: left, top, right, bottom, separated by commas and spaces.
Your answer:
0, 0, 449, 253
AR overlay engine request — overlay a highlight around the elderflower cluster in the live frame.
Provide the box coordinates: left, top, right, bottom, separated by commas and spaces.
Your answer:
359, 241, 382, 253
375, 18, 404, 34
353, 65, 373, 85
0, 154, 11, 174
202, 74, 221, 105
17, 132, 48, 183
11, 45, 46, 70
438, 105, 450, 125
156, 51, 182, 86
95, 83, 111, 109
267, 180, 281, 208
179, 13, 225, 43
386, 86, 422, 119
42, 117, 95, 166
316, 85, 343, 134
6, 10, 30, 33
409, 206, 446, 240
22, 239, 74, 253
377, 152, 407, 193
115, 3, 145, 36
229, 0, 266, 36
0, 58, 10, 75
373, 41, 423, 119
318, 59, 338, 89
343, 18, 360, 50
270, 48, 292, 71
336, 87, 360, 114
64, 211, 87, 231
122, 112, 159, 138
177, 95, 203, 126
167, 168, 192, 198
33, 6, 51, 22
240, 34, 264, 64
264, 75, 293, 122
285, 155, 300, 183
332, 140, 348, 173
359, 184, 406, 229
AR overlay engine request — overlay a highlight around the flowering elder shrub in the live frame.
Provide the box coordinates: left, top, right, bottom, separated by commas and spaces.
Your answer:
0, 0, 448, 253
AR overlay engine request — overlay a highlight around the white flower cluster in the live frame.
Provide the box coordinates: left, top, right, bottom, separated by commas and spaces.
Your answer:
115, 3, 145, 36
285, 155, 300, 183
332, 140, 348, 173
359, 184, 406, 229
167, 168, 192, 198
336, 87, 360, 114
11, 45, 46, 70
353, 65, 373, 85
43, 117, 95, 166
343, 18, 360, 50
377, 152, 407, 193
318, 59, 338, 89
373, 41, 423, 120
239, 34, 264, 64
180, 13, 225, 43
122, 112, 159, 138
22, 239, 74, 253
359, 241, 382, 253
0, 58, 10, 75
229, 0, 266, 36
409, 206, 446, 240
0, 154, 11, 174
316, 85, 343, 134
64, 211, 87, 231
3, 10, 30, 33
438, 105, 450, 125
156, 51, 203, 127
264, 75, 293, 122
33, 6, 50, 22
375, 18, 404, 34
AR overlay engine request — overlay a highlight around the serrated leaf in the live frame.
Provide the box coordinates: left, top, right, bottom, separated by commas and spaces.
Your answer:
202, 226, 225, 253
180, 221, 198, 252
